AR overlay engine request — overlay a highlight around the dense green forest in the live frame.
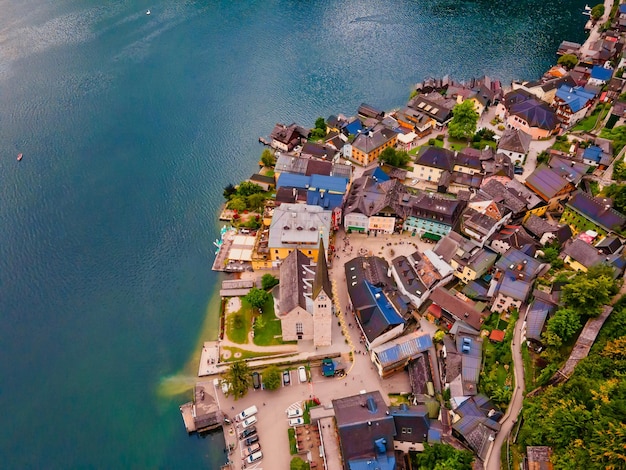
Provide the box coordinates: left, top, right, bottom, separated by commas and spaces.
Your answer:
517, 296, 626, 469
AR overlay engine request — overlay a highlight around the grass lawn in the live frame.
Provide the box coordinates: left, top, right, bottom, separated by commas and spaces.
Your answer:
253, 296, 284, 346
225, 298, 254, 344
220, 346, 278, 361
388, 393, 411, 406
522, 346, 538, 391
447, 138, 468, 151
573, 104, 610, 132
288, 428, 297, 454
551, 138, 571, 153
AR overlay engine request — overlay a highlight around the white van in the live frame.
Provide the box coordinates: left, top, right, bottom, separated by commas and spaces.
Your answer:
241, 416, 257, 429
235, 405, 258, 422
245, 450, 263, 464
298, 366, 307, 383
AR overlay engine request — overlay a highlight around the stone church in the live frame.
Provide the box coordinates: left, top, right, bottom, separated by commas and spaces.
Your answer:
273, 243, 333, 347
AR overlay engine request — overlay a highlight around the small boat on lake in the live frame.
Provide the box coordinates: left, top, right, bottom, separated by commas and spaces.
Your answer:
146, 9, 151, 15
17, 153, 23, 161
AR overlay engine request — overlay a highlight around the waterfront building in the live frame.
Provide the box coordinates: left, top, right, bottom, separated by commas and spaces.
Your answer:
276, 173, 349, 210
273, 244, 333, 346
559, 190, 626, 236
407, 93, 455, 129
269, 122, 308, 152
344, 124, 397, 166
267, 203, 331, 264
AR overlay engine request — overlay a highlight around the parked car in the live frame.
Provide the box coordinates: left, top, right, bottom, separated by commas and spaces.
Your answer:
514, 166, 524, 175
288, 417, 304, 426
235, 405, 258, 422
287, 408, 303, 418
252, 371, 261, 389
241, 416, 257, 429
243, 442, 261, 457
239, 426, 257, 440
244, 435, 259, 446
283, 370, 290, 386
245, 451, 263, 464
298, 366, 307, 383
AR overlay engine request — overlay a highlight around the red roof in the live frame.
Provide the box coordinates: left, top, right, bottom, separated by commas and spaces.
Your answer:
428, 304, 442, 318
489, 329, 506, 342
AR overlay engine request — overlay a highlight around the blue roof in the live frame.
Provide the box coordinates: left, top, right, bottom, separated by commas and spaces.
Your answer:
371, 166, 390, 183
620, 4, 626, 13
277, 173, 310, 189
497, 275, 533, 302
590, 66, 613, 82
583, 145, 603, 163
428, 428, 442, 443
349, 455, 396, 470
376, 334, 433, 366
344, 119, 363, 136
307, 191, 344, 210
309, 174, 349, 193
367, 282, 405, 326
555, 85, 594, 113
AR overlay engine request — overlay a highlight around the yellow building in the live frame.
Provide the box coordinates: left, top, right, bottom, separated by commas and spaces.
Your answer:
267, 203, 332, 266
347, 126, 397, 166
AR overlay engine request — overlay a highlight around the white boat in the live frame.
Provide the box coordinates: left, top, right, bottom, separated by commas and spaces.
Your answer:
146, 9, 151, 15
582, 4, 591, 15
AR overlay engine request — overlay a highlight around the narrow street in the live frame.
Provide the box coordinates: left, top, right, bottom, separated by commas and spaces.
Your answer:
483, 307, 526, 470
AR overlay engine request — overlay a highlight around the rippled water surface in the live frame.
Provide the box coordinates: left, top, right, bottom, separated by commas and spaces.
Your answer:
0, 0, 587, 466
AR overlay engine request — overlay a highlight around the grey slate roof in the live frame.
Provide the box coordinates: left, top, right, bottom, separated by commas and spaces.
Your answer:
562, 238, 604, 269
415, 146, 455, 171
525, 165, 571, 200
279, 249, 313, 314
497, 128, 532, 154
509, 99, 559, 131
567, 190, 626, 232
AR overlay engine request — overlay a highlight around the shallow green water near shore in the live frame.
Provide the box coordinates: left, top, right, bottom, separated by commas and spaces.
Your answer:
0, 0, 588, 466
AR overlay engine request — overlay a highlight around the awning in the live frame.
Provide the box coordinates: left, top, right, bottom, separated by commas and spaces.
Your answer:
423, 232, 442, 241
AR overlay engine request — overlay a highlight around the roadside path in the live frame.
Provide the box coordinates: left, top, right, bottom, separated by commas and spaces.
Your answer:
483, 307, 526, 470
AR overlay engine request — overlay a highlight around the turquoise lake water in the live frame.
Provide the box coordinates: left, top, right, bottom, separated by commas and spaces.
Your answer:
0, 0, 588, 467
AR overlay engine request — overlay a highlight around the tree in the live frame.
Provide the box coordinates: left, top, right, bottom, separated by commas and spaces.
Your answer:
378, 147, 411, 168
228, 196, 247, 212
314, 117, 326, 130
591, 3, 604, 21
433, 330, 446, 343
236, 181, 264, 197
562, 273, 614, 317
244, 287, 270, 310
411, 443, 474, 470
557, 53, 579, 70
223, 183, 237, 199
262, 365, 281, 391
222, 360, 251, 399
246, 192, 267, 212
448, 100, 478, 140
261, 273, 279, 290
547, 308, 582, 342
290, 456, 310, 470
260, 149, 276, 167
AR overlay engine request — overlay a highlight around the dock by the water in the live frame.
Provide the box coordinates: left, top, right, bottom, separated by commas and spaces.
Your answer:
179, 381, 225, 434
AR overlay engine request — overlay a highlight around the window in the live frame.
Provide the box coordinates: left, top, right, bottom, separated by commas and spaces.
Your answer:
296, 323, 303, 333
